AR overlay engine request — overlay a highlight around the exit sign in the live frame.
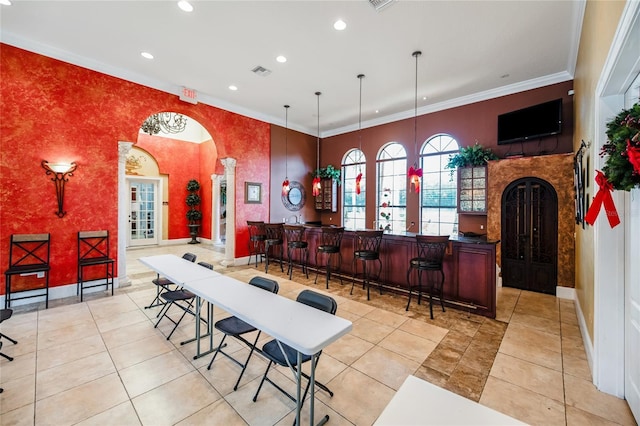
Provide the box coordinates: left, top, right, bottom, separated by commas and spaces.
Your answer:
180, 86, 198, 104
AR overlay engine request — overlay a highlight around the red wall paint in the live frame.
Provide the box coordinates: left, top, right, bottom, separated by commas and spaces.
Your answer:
1, 44, 270, 294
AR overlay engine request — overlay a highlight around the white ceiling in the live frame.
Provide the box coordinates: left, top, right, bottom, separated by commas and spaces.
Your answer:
0, 0, 584, 137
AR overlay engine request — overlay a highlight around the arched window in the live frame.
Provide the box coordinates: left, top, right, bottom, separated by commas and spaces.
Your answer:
420, 134, 459, 235
377, 143, 407, 232
342, 149, 366, 230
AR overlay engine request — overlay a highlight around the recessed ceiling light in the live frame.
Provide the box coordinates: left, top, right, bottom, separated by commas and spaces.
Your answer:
276, 55, 287, 63
141, 52, 154, 59
422, 96, 427, 100
177, 1, 193, 12
229, 85, 238, 91
333, 19, 346, 31
375, 110, 380, 114
0, 0, 12, 5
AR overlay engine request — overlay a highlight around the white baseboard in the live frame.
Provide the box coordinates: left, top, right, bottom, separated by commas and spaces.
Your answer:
0, 279, 120, 308
574, 295, 595, 373
556, 286, 576, 300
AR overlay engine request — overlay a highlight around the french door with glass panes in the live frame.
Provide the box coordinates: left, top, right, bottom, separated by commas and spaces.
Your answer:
127, 178, 159, 246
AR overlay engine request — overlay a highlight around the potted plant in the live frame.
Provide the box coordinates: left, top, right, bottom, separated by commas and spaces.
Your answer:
446, 142, 498, 176
186, 179, 202, 244
311, 165, 341, 184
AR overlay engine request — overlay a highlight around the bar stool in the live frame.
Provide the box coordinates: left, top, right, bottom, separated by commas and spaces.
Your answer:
247, 221, 266, 267
264, 223, 284, 274
314, 226, 345, 289
406, 235, 449, 319
351, 230, 384, 300
284, 225, 308, 279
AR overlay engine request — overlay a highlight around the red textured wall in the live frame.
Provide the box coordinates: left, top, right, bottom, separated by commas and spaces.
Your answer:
0, 44, 270, 294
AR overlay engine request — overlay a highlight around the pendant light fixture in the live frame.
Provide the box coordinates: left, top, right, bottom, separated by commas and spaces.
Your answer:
356, 74, 365, 195
312, 92, 322, 197
282, 105, 290, 195
408, 50, 423, 193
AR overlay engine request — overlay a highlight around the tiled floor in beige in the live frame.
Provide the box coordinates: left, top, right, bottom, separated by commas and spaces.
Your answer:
0, 244, 636, 426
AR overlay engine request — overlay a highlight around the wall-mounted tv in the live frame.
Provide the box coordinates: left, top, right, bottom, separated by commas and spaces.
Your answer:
497, 98, 562, 145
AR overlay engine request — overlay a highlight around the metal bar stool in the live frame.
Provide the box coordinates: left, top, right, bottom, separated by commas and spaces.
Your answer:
264, 223, 284, 274
406, 235, 449, 319
247, 221, 266, 267
284, 225, 308, 280
314, 226, 345, 289
351, 230, 384, 300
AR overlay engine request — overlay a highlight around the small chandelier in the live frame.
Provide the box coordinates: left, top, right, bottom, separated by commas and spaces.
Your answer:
408, 51, 423, 194
141, 112, 187, 135
282, 105, 290, 195
313, 92, 322, 197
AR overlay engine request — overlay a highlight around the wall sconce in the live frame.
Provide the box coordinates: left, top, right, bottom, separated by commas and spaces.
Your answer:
41, 160, 77, 218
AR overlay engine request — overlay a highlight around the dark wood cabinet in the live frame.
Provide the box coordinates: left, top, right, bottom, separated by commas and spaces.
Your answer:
457, 166, 487, 214
314, 179, 337, 212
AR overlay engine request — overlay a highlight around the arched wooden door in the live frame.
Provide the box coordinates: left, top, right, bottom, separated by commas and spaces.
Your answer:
501, 177, 557, 294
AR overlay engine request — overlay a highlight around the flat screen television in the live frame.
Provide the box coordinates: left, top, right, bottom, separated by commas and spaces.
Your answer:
497, 98, 562, 145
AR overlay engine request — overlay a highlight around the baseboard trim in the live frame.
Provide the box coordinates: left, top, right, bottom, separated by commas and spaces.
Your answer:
0, 279, 120, 308
556, 286, 576, 300
574, 295, 595, 374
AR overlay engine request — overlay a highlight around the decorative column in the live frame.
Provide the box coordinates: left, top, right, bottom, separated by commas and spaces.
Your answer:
117, 141, 133, 287
220, 157, 236, 267
210, 173, 224, 246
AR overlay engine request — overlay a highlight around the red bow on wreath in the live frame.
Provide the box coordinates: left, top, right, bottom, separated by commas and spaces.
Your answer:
627, 139, 640, 175
584, 170, 620, 228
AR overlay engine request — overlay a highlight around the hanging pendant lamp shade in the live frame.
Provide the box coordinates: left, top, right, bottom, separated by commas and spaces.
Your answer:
313, 92, 322, 197
408, 50, 422, 194
355, 74, 365, 195
282, 105, 290, 195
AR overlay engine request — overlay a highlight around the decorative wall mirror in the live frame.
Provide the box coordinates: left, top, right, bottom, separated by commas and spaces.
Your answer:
282, 181, 306, 211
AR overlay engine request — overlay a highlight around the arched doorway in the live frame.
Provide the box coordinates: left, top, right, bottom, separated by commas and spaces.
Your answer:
501, 177, 558, 294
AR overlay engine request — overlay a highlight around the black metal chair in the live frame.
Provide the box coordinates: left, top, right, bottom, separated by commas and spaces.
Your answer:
406, 235, 449, 319
284, 225, 308, 280
247, 221, 266, 267
77, 230, 115, 302
314, 226, 345, 289
4, 233, 51, 309
0, 308, 17, 361
264, 223, 284, 274
351, 230, 384, 300
206, 276, 279, 390
153, 261, 211, 340
145, 252, 196, 310
252, 289, 336, 408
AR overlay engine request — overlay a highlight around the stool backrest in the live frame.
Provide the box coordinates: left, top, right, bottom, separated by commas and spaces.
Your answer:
319, 226, 345, 248
7, 233, 51, 268
415, 235, 449, 264
355, 230, 384, 253
182, 252, 197, 263
284, 225, 305, 243
78, 230, 111, 262
264, 223, 284, 241
198, 261, 214, 270
247, 221, 266, 240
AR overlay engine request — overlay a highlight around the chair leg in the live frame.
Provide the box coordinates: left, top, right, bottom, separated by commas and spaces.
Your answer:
0, 332, 17, 345
406, 268, 413, 311
439, 270, 446, 313
253, 360, 274, 402
206, 334, 228, 369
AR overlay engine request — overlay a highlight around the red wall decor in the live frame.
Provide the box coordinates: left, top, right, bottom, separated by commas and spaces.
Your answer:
0, 44, 270, 295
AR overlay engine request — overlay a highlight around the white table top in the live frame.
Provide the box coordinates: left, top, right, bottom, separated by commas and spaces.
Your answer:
374, 375, 527, 426
139, 254, 220, 285
184, 275, 352, 356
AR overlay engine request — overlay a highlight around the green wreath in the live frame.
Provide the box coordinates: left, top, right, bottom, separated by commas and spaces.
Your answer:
600, 103, 640, 191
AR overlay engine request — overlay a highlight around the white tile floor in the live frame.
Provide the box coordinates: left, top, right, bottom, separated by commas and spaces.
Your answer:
0, 244, 636, 426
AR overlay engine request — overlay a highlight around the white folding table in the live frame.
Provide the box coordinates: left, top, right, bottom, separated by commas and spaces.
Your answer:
139, 254, 353, 425
374, 375, 527, 425
139, 254, 221, 354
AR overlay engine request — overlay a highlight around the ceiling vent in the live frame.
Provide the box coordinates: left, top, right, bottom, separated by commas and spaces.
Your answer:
369, 0, 395, 11
251, 65, 272, 77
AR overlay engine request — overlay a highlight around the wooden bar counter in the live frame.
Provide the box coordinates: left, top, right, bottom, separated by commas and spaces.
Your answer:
300, 226, 498, 318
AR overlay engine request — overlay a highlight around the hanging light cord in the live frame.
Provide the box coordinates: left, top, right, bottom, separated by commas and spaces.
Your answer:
413, 51, 421, 161
285, 105, 289, 178
316, 92, 321, 172
358, 74, 365, 171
